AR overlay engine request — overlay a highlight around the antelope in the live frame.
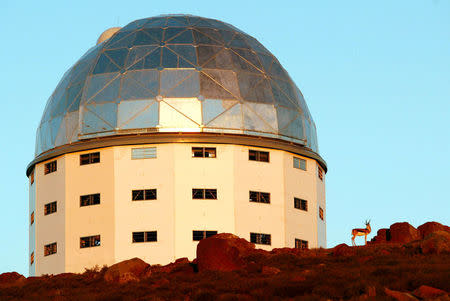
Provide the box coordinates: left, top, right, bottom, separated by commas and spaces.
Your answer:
351, 220, 371, 246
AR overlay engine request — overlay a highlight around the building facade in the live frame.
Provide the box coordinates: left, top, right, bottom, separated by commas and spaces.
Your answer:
27, 15, 327, 276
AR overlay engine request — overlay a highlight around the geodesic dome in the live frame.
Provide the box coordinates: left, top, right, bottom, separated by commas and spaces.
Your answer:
36, 15, 319, 157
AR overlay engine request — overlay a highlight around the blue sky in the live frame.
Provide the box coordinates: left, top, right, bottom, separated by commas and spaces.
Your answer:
1, 1, 449, 276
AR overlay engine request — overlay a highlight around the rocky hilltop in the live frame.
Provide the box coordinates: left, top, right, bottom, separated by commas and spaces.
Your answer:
1, 221, 449, 300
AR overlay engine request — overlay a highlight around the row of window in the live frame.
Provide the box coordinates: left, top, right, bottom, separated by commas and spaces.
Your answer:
40, 148, 321, 178
36, 231, 309, 261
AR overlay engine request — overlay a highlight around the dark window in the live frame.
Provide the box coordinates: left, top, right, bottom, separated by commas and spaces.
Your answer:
295, 239, 308, 249
132, 189, 157, 201
249, 191, 270, 204
318, 167, 324, 181
293, 157, 307, 170
192, 188, 217, 199
294, 198, 308, 211
30, 171, 35, 185
250, 233, 271, 245
44, 161, 57, 174
30, 211, 34, 225
80, 194, 100, 207
192, 147, 216, 158
319, 207, 324, 221
30, 252, 34, 265
132, 231, 157, 243
80, 235, 101, 248
192, 230, 218, 241
80, 152, 100, 165
44, 201, 57, 215
44, 242, 57, 256
249, 150, 269, 162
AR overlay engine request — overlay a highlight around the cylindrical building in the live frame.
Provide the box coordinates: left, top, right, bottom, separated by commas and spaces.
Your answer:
27, 15, 327, 276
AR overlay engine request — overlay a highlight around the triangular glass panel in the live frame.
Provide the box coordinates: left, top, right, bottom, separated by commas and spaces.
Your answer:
48, 115, 64, 147
270, 80, 299, 109
104, 48, 129, 69
269, 60, 289, 79
276, 105, 301, 131
161, 47, 178, 68
161, 70, 199, 97
105, 31, 137, 49
193, 18, 217, 29
128, 47, 161, 70
67, 91, 82, 113
134, 29, 161, 46
229, 50, 262, 74
121, 18, 148, 32
93, 52, 120, 74
202, 48, 234, 70
187, 16, 202, 26
192, 28, 223, 46
231, 48, 263, 71
142, 17, 167, 29
279, 114, 304, 141
85, 73, 121, 104
237, 73, 273, 104
54, 114, 68, 147
121, 72, 157, 101
64, 111, 80, 143
256, 52, 274, 74
274, 79, 299, 106
202, 99, 238, 124
199, 71, 237, 100
166, 16, 189, 27
164, 27, 186, 42
166, 29, 194, 44
229, 33, 250, 49
159, 99, 201, 129
118, 99, 158, 129
202, 69, 240, 99
196, 45, 224, 66
81, 102, 118, 134
217, 29, 236, 46
167, 45, 197, 66
206, 103, 242, 129
126, 45, 158, 69
243, 102, 278, 132
242, 34, 270, 54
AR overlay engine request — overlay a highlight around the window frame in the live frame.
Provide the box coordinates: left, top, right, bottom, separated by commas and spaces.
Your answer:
30, 252, 34, 265
192, 230, 218, 241
44, 201, 57, 215
30, 170, 35, 185
318, 166, 324, 181
80, 152, 100, 165
294, 197, 308, 211
132, 231, 158, 243
249, 191, 271, 204
30, 211, 34, 225
131, 147, 157, 160
192, 188, 217, 200
319, 207, 324, 221
44, 161, 57, 175
132, 189, 157, 201
80, 235, 101, 248
192, 147, 217, 158
293, 157, 307, 171
250, 232, 271, 245
44, 242, 57, 256
295, 239, 308, 249
80, 193, 101, 207
249, 150, 270, 162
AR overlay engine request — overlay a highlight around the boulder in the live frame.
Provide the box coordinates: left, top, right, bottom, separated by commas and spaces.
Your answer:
374, 228, 391, 243
332, 243, 355, 256
104, 258, 150, 283
413, 285, 448, 299
384, 288, 418, 301
390, 222, 420, 244
0, 272, 25, 287
196, 233, 255, 272
420, 231, 450, 254
418, 222, 450, 239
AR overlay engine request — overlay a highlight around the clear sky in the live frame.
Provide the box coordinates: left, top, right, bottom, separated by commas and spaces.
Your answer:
1, 1, 449, 276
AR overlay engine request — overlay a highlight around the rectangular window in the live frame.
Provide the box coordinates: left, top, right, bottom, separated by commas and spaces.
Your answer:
295, 239, 308, 249
30, 211, 34, 225
44, 242, 57, 256
318, 166, 324, 181
80, 152, 100, 165
192, 230, 218, 241
249, 191, 270, 204
131, 147, 157, 159
293, 157, 307, 170
132, 189, 157, 201
294, 198, 308, 211
319, 207, 324, 221
192, 147, 216, 158
80, 235, 101, 248
44, 201, 57, 215
192, 188, 217, 200
44, 161, 57, 174
250, 233, 271, 245
80, 193, 100, 207
30, 252, 34, 265
30, 171, 35, 185
132, 231, 157, 243
249, 150, 269, 162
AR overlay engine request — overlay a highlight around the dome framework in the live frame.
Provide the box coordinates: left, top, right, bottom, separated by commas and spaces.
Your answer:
35, 15, 319, 163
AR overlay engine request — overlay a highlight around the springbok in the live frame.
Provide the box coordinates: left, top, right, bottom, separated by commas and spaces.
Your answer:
351, 220, 371, 246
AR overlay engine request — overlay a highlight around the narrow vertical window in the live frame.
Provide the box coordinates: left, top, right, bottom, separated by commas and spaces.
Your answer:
30, 170, 35, 185
249, 150, 269, 162
30, 211, 35, 225
293, 157, 307, 171
318, 166, 324, 181
44, 242, 57, 256
44, 161, 57, 174
294, 198, 308, 211
319, 207, 324, 221
131, 147, 156, 159
30, 252, 34, 265
80, 235, 101, 248
250, 233, 271, 245
80, 152, 100, 165
295, 239, 308, 249
192, 230, 217, 241
44, 201, 57, 215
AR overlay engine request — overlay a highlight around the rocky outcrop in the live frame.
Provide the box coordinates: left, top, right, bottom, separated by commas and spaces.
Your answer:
332, 243, 355, 256
104, 257, 150, 283
384, 288, 418, 301
418, 222, 450, 239
196, 233, 255, 272
0, 272, 25, 287
389, 222, 421, 244
420, 231, 450, 254
413, 285, 448, 299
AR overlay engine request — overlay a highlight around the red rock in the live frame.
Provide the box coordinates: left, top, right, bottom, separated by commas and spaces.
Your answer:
389, 222, 420, 244
418, 222, 450, 239
332, 243, 355, 256
384, 288, 418, 301
0, 272, 25, 287
413, 285, 447, 299
196, 233, 255, 272
292, 275, 306, 282
104, 257, 150, 283
261, 266, 280, 275
420, 231, 450, 254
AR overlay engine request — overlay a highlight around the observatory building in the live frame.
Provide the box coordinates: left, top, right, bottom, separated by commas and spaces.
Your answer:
27, 15, 327, 276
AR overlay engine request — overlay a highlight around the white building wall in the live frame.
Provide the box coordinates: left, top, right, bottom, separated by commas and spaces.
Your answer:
29, 172, 36, 276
